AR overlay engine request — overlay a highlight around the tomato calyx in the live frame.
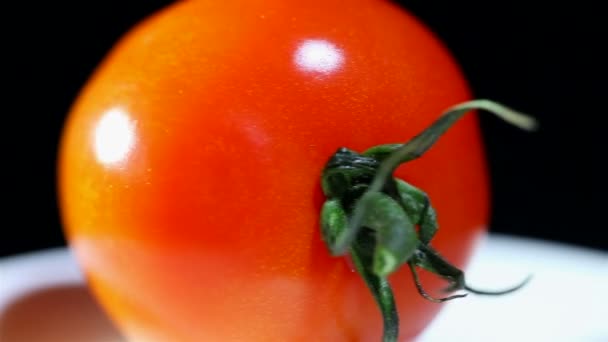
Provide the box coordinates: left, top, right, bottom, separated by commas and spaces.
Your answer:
320, 99, 537, 342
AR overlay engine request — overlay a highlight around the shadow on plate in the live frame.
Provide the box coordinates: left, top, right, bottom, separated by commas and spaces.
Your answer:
0, 285, 125, 342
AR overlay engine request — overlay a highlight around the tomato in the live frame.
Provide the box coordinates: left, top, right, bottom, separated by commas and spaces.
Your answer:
58, 0, 490, 341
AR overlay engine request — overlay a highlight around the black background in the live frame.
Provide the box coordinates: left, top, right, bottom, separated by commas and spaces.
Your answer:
3, 1, 605, 257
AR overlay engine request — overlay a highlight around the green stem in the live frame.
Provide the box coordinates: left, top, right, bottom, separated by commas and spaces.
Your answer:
465, 276, 533, 295
334, 99, 537, 255
319, 99, 536, 342
415, 244, 532, 295
350, 239, 399, 342
407, 262, 467, 303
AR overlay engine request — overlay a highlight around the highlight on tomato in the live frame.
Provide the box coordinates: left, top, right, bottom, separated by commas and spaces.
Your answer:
57, 1, 535, 341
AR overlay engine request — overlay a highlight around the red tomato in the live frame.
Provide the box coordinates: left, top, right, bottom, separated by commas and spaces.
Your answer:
58, 0, 489, 341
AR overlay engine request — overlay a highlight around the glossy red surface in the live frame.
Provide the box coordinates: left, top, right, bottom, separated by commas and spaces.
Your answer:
58, 1, 489, 340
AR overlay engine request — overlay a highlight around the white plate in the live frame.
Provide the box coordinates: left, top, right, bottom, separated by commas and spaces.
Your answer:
1, 234, 606, 342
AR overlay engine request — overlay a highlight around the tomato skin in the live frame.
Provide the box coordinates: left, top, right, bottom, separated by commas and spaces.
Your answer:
58, 0, 489, 341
